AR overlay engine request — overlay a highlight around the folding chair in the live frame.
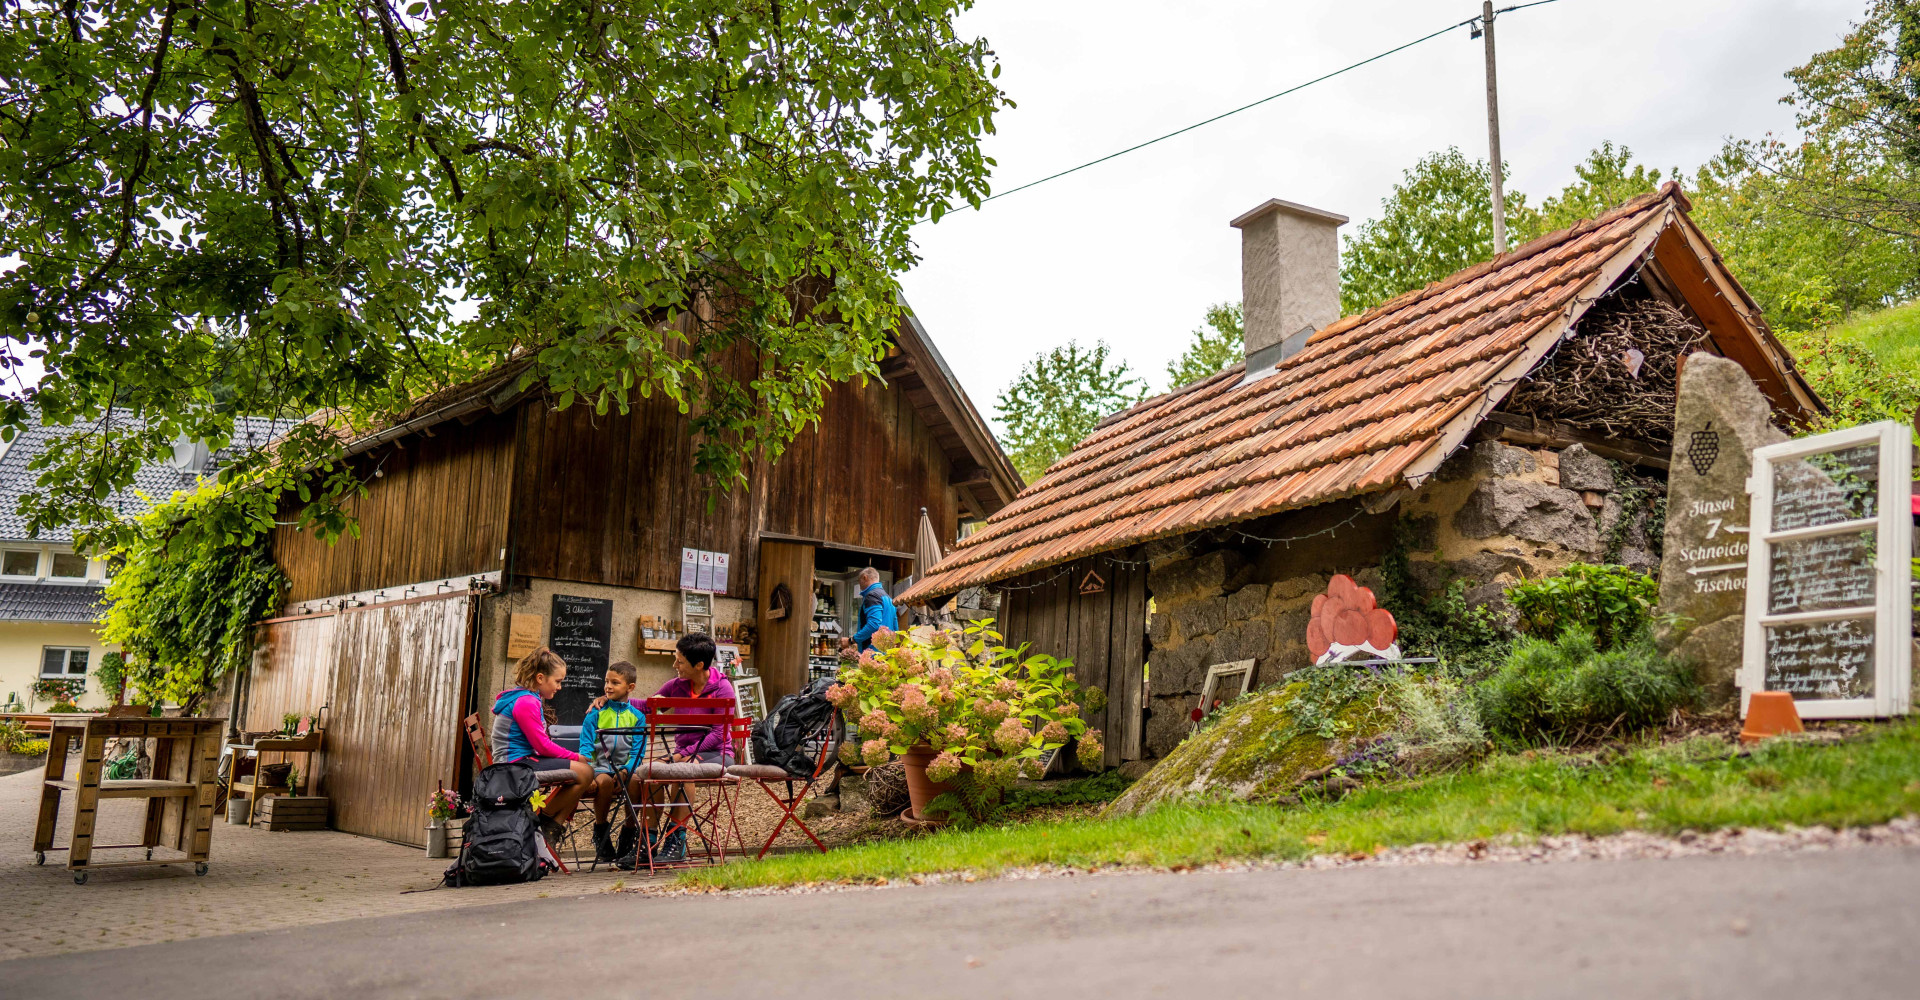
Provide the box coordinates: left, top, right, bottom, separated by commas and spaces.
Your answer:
631, 696, 739, 874
462, 711, 584, 873
726, 709, 842, 859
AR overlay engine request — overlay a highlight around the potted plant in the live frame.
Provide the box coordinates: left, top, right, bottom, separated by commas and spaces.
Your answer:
426, 786, 465, 858
826, 620, 1105, 824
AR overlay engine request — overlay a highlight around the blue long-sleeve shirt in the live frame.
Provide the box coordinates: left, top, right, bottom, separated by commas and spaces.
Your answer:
851, 581, 898, 650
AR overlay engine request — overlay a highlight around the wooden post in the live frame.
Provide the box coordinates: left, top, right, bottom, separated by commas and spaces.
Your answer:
1482, 0, 1507, 254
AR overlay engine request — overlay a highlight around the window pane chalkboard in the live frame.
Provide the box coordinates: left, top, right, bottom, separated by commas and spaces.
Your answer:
1766, 529, 1877, 615
549, 593, 613, 725
1770, 444, 1879, 532
1764, 618, 1875, 701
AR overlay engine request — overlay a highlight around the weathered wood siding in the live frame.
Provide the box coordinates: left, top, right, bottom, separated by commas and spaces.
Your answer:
273, 413, 516, 605
506, 374, 960, 598
251, 595, 473, 846
999, 556, 1148, 764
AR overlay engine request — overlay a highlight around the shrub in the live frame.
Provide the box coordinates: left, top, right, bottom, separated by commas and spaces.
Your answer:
47, 702, 84, 713
13, 738, 49, 758
1476, 627, 1698, 746
0, 719, 28, 753
93, 651, 128, 705
828, 620, 1104, 823
1506, 563, 1658, 651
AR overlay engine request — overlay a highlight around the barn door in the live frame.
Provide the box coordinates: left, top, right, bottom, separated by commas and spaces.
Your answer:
1000, 556, 1147, 764
757, 539, 815, 704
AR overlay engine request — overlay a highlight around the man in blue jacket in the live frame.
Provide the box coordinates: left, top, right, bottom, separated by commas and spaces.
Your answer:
848, 567, 898, 651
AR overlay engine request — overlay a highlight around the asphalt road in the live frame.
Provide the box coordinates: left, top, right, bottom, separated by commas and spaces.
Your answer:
7, 846, 1918, 999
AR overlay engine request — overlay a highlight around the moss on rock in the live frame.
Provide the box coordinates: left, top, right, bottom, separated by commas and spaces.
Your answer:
1104, 681, 1396, 817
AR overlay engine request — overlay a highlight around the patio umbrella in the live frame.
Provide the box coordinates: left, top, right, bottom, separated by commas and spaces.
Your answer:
913, 506, 944, 595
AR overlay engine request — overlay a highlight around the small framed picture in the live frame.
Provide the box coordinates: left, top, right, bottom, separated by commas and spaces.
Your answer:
1192, 659, 1256, 730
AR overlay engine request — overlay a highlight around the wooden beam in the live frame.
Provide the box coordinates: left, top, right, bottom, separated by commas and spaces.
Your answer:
949, 465, 991, 486
1480, 412, 1671, 471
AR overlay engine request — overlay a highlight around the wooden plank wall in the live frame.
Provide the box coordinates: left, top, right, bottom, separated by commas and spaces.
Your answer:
998, 556, 1147, 764
273, 413, 517, 606
246, 615, 339, 730
755, 540, 816, 703
251, 596, 470, 846
323, 596, 471, 846
506, 372, 959, 599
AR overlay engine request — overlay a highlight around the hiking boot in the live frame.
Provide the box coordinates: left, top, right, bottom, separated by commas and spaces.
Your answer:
613, 826, 659, 871
655, 828, 687, 863
592, 822, 615, 862
615, 823, 638, 862
536, 814, 566, 846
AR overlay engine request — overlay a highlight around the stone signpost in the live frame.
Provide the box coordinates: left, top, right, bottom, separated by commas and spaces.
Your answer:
1656, 352, 1787, 707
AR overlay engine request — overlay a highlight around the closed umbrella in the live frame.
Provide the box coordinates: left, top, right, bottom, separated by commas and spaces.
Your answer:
913, 507, 944, 595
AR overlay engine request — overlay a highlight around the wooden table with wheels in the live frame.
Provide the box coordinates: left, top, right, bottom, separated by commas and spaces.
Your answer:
33, 716, 225, 884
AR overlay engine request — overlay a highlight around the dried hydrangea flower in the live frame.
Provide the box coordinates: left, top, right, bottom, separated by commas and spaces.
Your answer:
993, 717, 1032, 753
1038, 719, 1070, 744
992, 677, 1018, 699
872, 627, 899, 651
1075, 730, 1104, 770
858, 709, 890, 737
926, 750, 963, 783
978, 699, 1011, 725
838, 739, 864, 766
861, 739, 891, 768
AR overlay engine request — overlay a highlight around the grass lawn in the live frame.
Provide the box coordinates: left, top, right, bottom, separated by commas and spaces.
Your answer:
1811, 298, 1920, 369
677, 719, 1920, 890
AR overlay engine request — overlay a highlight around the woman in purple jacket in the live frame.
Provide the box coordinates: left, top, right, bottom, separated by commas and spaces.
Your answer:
623, 634, 734, 865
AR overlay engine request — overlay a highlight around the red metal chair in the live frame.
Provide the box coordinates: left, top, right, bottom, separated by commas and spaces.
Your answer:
726, 709, 840, 859
632, 696, 739, 874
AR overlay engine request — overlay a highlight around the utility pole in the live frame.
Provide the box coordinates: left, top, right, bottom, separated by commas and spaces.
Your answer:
1478, 1, 1507, 254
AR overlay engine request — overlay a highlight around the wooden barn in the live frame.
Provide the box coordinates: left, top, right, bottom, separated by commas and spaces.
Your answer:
902, 185, 1821, 762
237, 311, 1019, 845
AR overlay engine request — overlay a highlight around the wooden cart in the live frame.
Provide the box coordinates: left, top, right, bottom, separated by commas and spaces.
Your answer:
32, 716, 225, 884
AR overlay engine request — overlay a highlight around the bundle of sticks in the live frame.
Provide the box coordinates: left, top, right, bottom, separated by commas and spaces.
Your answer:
1502, 294, 1708, 446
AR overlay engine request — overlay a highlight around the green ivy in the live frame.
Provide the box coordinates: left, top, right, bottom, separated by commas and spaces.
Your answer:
1378, 519, 1518, 674
93, 651, 127, 706
102, 478, 286, 713
1506, 563, 1658, 652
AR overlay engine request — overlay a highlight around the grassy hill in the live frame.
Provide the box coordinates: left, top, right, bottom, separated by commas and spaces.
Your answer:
1777, 300, 1920, 429
1814, 299, 1920, 370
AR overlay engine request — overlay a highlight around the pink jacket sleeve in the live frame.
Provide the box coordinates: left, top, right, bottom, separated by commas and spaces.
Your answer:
512, 695, 582, 761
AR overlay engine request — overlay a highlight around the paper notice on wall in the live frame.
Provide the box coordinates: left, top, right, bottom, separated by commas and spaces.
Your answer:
680, 547, 700, 590
713, 552, 730, 594
506, 613, 544, 659
695, 549, 716, 591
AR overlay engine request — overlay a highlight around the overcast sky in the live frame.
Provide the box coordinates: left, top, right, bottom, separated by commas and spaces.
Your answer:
902, 0, 1866, 431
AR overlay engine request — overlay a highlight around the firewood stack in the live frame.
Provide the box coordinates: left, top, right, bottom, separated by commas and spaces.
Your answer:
1502, 294, 1709, 447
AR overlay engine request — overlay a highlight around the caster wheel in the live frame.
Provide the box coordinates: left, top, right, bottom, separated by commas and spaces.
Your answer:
73, 872, 88, 885
34, 851, 45, 866
195, 862, 208, 876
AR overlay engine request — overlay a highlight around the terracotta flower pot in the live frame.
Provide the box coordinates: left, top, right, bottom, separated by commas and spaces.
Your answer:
898, 745, 956, 823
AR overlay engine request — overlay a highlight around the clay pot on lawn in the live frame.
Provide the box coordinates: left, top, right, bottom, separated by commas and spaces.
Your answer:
898, 745, 959, 823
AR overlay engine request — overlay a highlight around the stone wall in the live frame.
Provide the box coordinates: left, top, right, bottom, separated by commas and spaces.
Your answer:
1142, 437, 1664, 758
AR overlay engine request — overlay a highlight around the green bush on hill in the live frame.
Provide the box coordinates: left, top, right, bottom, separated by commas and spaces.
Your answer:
1476, 627, 1698, 748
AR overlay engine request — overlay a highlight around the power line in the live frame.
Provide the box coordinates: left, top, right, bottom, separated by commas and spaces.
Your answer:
975, 0, 1568, 208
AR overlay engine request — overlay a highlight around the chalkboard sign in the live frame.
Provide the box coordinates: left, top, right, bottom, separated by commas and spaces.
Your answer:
1766, 530, 1876, 615
1764, 618, 1875, 700
1744, 422, 1912, 720
1770, 444, 1878, 532
549, 593, 613, 725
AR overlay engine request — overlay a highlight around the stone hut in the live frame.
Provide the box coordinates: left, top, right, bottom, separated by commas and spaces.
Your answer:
902, 184, 1822, 763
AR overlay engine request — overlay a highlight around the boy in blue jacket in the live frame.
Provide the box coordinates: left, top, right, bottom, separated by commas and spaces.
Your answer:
579, 660, 644, 862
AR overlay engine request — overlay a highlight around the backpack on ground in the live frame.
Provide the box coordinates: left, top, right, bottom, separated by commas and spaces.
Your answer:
751, 676, 841, 776
442, 761, 549, 887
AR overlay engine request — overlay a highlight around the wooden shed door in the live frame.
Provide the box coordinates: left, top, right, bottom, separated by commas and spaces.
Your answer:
998, 557, 1147, 764
252, 593, 475, 846
757, 539, 816, 704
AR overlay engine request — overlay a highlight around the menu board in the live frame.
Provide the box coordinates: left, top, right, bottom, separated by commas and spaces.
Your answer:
1765, 618, 1875, 700
549, 593, 613, 725
1771, 444, 1878, 531
1766, 530, 1877, 614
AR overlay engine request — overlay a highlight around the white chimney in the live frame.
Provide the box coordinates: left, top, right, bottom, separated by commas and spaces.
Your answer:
1229, 198, 1347, 384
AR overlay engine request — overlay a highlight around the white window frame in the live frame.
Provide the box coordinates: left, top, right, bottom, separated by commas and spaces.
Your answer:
40, 646, 90, 679
47, 550, 89, 580
1, 547, 42, 579
1741, 420, 1912, 719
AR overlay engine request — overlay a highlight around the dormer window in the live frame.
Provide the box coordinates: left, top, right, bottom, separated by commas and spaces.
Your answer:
2, 549, 38, 576
50, 552, 88, 579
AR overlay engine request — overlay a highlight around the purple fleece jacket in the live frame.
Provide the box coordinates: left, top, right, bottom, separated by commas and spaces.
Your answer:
652, 671, 737, 759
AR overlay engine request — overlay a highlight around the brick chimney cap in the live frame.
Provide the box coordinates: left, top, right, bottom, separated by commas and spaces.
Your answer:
1230, 198, 1348, 230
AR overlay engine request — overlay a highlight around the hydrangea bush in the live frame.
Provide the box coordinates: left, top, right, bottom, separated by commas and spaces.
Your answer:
827, 620, 1106, 822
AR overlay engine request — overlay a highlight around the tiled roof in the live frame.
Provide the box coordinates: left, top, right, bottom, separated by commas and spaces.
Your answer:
0, 413, 296, 543
0, 582, 107, 623
904, 187, 1702, 601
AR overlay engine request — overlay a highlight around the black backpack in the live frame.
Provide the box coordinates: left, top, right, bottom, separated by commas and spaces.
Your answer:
442, 761, 547, 887
751, 676, 842, 776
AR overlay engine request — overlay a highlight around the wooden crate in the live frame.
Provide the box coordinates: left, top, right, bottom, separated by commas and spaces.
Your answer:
253, 796, 329, 832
